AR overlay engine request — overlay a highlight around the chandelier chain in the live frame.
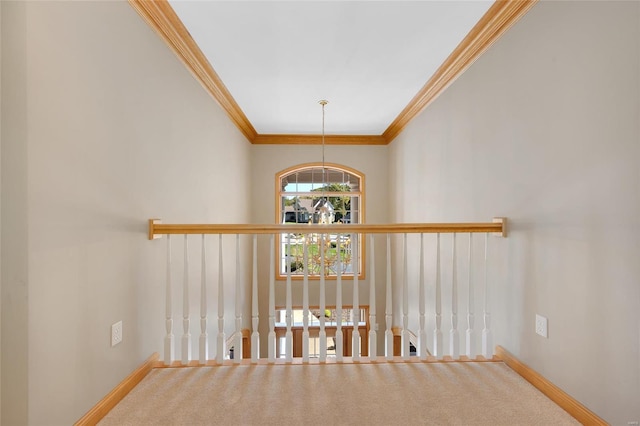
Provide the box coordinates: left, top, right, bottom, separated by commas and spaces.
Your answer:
319, 99, 328, 199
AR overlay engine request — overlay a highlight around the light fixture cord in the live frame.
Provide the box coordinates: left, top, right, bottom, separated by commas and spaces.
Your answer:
320, 100, 328, 201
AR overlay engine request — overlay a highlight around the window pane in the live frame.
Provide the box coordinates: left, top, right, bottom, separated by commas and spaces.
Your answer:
278, 166, 362, 277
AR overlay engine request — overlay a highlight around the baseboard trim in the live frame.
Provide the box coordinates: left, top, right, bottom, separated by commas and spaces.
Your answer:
74, 348, 605, 424
495, 346, 607, 425
74, 352, 159, 426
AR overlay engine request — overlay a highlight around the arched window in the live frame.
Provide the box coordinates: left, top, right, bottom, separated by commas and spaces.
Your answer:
276, 163, 364, 279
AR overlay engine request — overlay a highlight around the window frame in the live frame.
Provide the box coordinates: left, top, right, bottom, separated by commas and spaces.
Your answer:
275, 162, 365, 281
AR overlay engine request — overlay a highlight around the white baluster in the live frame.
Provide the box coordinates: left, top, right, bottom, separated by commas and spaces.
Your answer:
302, 239, 310, 363
285, 234, 293, 363
251, 234, 260, 363
216, 234, 225, 363
385, 234, 393, 361
466, 233, 475, 359
268, 234, 276, 363
369, 234, 378, 362
369, 234, 377, 361
402, 234, 410, 360
234, 234, 242, 364
352, 233, 360, 362
199, 235, 208, 364
182, 235, 191, 365
418, 233, 427, 360
164, 235, 174, 366
319, 234, 327, 362
482, 233, 493, 358
434, 233, 443, 358
450, 233, 460, 359
336, 234, 343, 362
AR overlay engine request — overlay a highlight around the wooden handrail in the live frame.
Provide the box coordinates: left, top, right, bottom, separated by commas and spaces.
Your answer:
149, 218, 506, 240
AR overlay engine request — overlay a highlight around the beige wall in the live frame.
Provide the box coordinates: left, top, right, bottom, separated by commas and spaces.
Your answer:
1, 2, 28, 424
389, 1, 639, 424
2, 0, 638, 424
1, 1, 251, 425
0, 0, 3, 421
250, 145, 389, 355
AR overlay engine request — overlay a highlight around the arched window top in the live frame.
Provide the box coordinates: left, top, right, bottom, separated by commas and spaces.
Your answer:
278, 163, 363, 194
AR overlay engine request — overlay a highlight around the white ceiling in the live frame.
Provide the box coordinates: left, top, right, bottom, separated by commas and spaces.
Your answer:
169, 1, 493, 135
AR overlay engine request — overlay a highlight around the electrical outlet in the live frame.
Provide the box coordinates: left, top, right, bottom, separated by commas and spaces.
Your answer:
535, 314, 548, 338
111, 321, 123, 346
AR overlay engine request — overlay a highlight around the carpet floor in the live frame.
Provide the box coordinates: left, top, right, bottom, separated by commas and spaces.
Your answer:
99, 361, 579, 425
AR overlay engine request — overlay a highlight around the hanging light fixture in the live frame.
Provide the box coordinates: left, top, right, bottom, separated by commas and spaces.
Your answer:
314, 100, 335, 224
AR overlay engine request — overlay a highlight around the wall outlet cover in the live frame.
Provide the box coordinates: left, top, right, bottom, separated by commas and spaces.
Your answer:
111, 321, 123, 346
535, 314, 548, 338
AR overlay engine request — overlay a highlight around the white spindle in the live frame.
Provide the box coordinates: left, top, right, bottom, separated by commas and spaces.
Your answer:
182, 235, 191, 365
302, 240, 310, 363
402, 234, 410, 360
234, 234, 242, 364
369, 234, 377, 360
251, 234, 260, 362
216, 234, 225, 363
199, 235, 208, 364
319, 234, 327, 362
164, 235, 174, 366
285, 234, 293, 362
336, 234, 343, 362
482, 233, 492, 358
450, 233, 460, 358
268, 234, 276, 363
385, 234, 393, 360
465, 233, 475, 358
418, 233, 427, 360
352, 233, 360, 361
434, 233, 443, 358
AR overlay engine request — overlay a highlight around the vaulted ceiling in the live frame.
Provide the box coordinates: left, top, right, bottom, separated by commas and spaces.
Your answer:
130, 0, 536, 144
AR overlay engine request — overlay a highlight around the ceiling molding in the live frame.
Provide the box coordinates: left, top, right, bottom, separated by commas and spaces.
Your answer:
382, 0, 538, 143
253, 134, 387, 146
129, 0, 537, 145
128, 0, 257, 142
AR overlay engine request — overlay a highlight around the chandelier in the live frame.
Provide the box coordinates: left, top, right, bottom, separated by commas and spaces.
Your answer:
289, 100, 352, 277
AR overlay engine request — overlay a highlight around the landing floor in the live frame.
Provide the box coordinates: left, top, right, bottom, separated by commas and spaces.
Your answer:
99, 361, 579, 425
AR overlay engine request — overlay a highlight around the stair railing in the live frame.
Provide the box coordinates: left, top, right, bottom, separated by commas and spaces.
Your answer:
149, 218, 506, 365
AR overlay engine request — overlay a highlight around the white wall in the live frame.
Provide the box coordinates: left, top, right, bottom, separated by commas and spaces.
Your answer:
250, 144, 389, 355
1, 1, 251, 425
389, 1, 639, 424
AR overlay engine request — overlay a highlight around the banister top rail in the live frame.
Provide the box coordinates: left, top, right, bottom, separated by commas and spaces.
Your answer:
148, 218, 506, 240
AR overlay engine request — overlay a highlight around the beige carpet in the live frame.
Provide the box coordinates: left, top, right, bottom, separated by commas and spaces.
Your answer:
99, 361, 579, 425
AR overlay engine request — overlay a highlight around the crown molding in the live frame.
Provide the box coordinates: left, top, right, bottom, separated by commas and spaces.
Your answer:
128, 0, 257, 142
129, 0, 536, 145
253, 134, 387, 145
382, 0, 538, 143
